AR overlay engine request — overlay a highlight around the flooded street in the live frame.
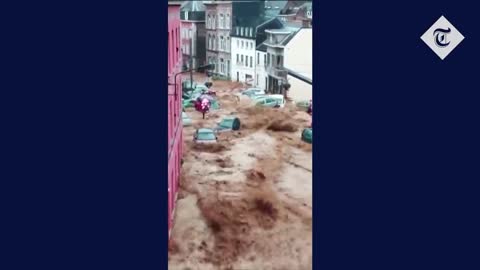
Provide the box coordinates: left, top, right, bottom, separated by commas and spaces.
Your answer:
169, 74, 312, 270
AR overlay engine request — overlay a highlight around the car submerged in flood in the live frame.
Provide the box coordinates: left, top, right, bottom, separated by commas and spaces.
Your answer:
182, 112, 192, 127
301, 128, 312, 144
193, 128, 218, 144
254, 94, 286, 108
213, 116, 240, 133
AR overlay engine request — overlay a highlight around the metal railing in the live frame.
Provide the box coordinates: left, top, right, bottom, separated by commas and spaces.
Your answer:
266, 66, 287, 78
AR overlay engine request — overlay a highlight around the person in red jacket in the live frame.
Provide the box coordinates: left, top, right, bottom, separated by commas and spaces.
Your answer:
201, 98, 210, 119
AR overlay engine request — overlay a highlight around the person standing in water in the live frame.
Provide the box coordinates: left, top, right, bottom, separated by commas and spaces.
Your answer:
201, 98, 209, 119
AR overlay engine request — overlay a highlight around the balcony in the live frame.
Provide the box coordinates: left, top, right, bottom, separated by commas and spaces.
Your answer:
266, 66, 287, 78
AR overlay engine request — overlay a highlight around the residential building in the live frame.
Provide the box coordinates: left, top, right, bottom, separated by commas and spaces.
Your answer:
180, 1, 206, 70
264, 0, 288, 18
263, 27, 298, 94
230, 2, 286, 86
168, 1, 183, 239
255, 43, 268, 90
284, 28, 312, 101
253, 17, 284, 90
277, 0, 312, 27
204, 0, 232, 78
231, 26, 256, 85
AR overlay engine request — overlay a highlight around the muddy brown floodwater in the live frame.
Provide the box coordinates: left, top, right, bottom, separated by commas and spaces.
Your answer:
169, 74, 312, 270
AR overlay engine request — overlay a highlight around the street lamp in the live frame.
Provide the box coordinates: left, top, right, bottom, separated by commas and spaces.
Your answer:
168, 64, 215, 99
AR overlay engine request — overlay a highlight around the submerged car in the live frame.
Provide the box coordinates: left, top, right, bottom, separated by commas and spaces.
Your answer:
301, 128, 312, 144
182, 112, 192, 127
255, 95, 285, 108
182, 98, 195, 109
214, 116, 240, 133
182, 80, 197, 92
193, 128, 218, 144
242, 88, 265, 97
296, 100, 311, 111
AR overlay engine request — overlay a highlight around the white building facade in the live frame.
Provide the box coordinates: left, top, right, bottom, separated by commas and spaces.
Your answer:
230, 26, 256, 85
255, 46, 268, 90
284, 28, 312, 102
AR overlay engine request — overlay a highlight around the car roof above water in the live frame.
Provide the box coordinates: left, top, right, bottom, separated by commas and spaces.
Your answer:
198, 128, 214, 133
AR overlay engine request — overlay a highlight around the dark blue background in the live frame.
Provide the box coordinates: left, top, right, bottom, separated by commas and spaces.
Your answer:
316, 0, 480, 268
1, 0, 478, 269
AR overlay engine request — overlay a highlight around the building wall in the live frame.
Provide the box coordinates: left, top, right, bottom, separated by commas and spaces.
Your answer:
255, 50, 268, 90
168, 3, 183, 238
287, 74, 312, 101
205, 3, 232, 77
231, 36, 256, 84
265, 44, 286, 93
284, 28, 312, 102
181, 21, 206, 69
284, 28, 312, 80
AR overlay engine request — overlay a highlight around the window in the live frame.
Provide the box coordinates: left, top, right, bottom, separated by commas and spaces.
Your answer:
267, 53, 270, 66
226, 14, 230, 28
241, 55, 244, 64
277, 55, 282, 66
250, 56, 253, 68
271, 54, 274, 67
220, 14, 224, 28
241, 27, 244, 36
207, 15, 211, 28
256, 74, 259, 85
237, 39, 239, 48
168, 31, 170, 74
213, 15, 216, 28
236, 27, 239, 35
188, 29, 192, 39
250, 28, 253, 37
257, 53, 260, 65
241, 41, 244, 49
245, 56, 248, 67
264, 54, 266, 65
220, 36, 224, 50
236, 54, 239, 63
177, 28, 180, 58
227, 60, 230, 76
227, 37, 230, 51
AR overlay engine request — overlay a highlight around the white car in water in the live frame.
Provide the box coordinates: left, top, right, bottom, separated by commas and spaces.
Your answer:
254, 94, 286, 108
193, 128, 218, 144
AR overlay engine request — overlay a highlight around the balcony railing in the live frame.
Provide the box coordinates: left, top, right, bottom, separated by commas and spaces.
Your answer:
266, 66, 287, 78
